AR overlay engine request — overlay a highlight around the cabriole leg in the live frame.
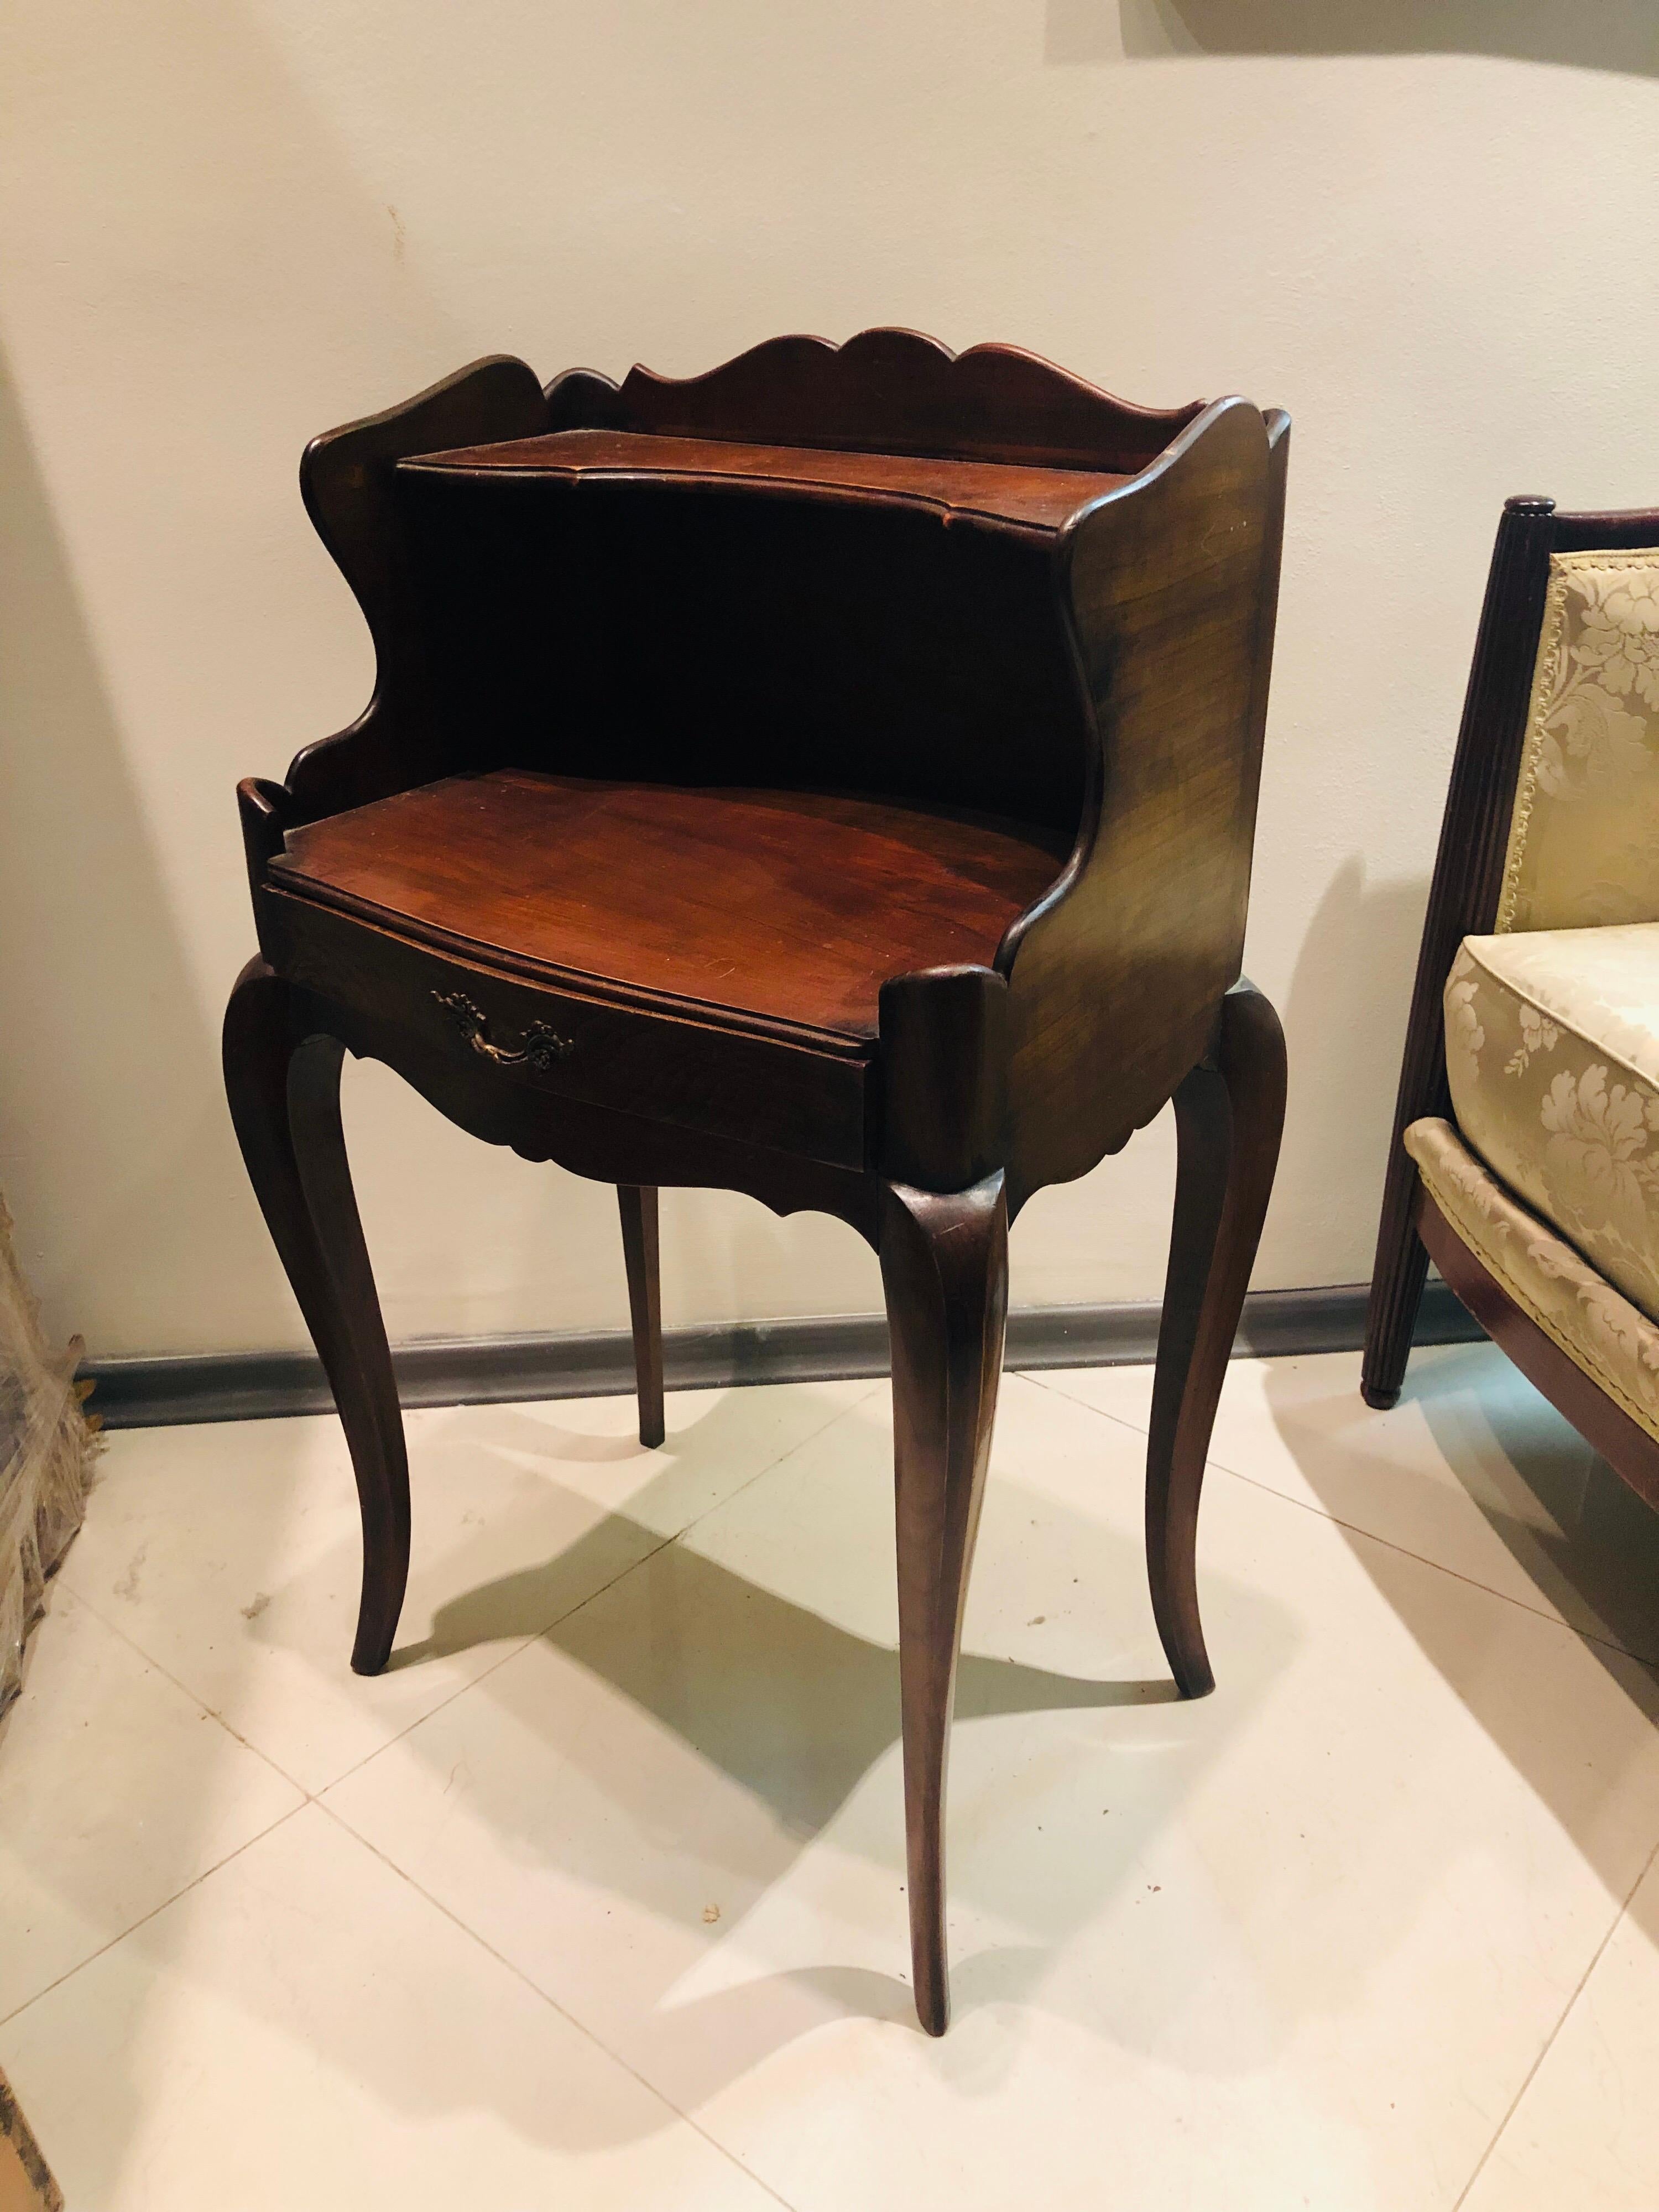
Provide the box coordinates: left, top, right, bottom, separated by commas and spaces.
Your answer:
617, 1184, 665, 1448
879, 1171, 1008, 2036
222, 958, 410, 1674
1147, 979, 1287, 1698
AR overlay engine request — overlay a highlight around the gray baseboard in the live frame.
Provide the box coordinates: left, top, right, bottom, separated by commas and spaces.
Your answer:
80, 1280, 1480, 1431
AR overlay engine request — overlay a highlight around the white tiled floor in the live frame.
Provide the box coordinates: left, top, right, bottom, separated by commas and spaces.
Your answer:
5, 1348, 1659, 2208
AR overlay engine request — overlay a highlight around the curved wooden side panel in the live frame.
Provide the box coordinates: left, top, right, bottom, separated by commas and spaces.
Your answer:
1003, 397, 1284, 1203
285, 354, 548, 822
545, 326, 1203, 474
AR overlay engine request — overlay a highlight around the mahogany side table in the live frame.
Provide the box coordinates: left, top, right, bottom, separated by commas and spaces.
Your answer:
224, 328, 1289, 2033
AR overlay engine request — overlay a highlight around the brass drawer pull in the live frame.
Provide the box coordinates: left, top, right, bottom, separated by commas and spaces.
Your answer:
432, 990, 574, 1071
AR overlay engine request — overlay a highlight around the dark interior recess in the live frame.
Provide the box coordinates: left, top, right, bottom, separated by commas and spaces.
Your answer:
392, 453, 1098, 843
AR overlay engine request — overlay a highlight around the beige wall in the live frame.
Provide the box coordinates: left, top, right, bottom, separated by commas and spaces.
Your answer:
2, 1, 1656, 1358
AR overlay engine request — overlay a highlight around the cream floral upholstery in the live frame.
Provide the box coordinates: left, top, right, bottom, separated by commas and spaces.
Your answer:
1424, 546, 1659, 1432
1444, 926, 1659, 1326
1406, 1117, 1659, 1444
1498, 550, 1659, 932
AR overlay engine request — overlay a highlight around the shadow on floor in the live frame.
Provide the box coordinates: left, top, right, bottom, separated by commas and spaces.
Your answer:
349, 1381, 1300, 2100
1253, 1339, 1659, 1948
413, 1519, 1178, 1838
1048, 0, 1659, 71
1402, 1341, 1659, 1678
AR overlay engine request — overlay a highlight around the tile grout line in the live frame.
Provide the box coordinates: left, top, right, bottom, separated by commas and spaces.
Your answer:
315, 1536, 682, 1798
312, 1389, 893, 2192
50, 1584, 317, 1798
64, 1378, 885, 1811
0, 1799, 311, 2033
62, 1488, 676, 1808
2, 1785, 786, 2212
1018, 1369, 1144, 1418
1451, 1830, 1659, 2210
1217, 1457, 1659, 1667
255, 1362, 1649, 1829
0, 1587, 315, 2030
11, 1388, 873, 2196
314, 1799, 797, 2212
320, 1379, 885, 1797
1017, 1370, 1659, 1671
24, 1374, 1652, 2205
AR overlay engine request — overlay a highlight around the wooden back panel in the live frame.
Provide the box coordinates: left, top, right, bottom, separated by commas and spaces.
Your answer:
546, 326, 1203, 473
392, 467, 1092, 836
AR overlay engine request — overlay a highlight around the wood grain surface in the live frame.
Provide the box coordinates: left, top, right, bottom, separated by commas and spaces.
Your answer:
272, 771, 1066, 1040
543, 325, 1203, 472
405, 427, 1130, 533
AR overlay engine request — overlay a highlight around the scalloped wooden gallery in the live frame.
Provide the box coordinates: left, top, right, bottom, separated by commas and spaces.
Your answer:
222, 327, 1290, 2034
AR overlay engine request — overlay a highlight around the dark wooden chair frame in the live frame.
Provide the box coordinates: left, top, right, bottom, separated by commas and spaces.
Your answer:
224, 329, 1289, 2033
1364, 493, 1659, 1513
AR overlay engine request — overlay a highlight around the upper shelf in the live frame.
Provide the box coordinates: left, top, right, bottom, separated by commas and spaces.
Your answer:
399, 427, 1134, 535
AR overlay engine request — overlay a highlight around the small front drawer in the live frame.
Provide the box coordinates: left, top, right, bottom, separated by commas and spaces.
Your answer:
257, 887, 872, 1170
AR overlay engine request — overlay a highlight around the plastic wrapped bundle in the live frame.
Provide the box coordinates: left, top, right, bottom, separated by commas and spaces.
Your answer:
0, 1196, 97, 1715
0, 2064, 62, 2208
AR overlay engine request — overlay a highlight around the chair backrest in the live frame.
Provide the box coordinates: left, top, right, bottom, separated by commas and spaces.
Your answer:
1498, 547, 1659, 931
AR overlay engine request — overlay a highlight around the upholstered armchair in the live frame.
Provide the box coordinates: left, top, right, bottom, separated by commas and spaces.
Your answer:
1366, 498, 1659, 1504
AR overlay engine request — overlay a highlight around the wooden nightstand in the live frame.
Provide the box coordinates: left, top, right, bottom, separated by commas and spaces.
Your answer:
225, 327, 1288, 2032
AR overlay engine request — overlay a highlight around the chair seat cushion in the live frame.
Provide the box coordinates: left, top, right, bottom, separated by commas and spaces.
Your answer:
1405, 1115, 1659, 1445
1444, 922, 1659, 1323
270, 770, 1067, 1045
